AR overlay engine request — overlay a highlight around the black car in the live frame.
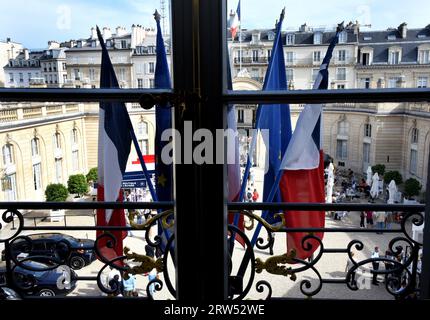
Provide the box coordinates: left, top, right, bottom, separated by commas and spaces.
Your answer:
0, 286, 21, 300
2, 233, 95, 270
0, 261, 77, 297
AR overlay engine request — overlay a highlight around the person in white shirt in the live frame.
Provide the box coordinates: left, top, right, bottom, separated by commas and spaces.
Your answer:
371, 247, 380, 285
374, 211, 386, 234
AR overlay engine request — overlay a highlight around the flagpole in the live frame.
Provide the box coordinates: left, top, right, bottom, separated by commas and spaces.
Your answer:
239, 0, 242, 71
129, 129, 158, 202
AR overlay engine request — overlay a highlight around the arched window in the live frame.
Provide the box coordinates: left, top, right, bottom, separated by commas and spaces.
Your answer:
137, 121, 148, 137
2, 144, 14, 166
411, 128, 419, 144
71, 128, 79, 145
338, 121, 349, 135
53, 133, 61, 149
31, 138, 40, 157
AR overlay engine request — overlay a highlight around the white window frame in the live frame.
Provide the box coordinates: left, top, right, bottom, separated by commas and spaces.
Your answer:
286, 34, 295, 45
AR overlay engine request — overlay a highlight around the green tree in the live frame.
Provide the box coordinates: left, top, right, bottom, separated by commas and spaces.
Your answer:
67, 174, 89, 197
371, 164, 386, 176
45, 184, 69, 202
86, 167, 98, 183
404, 178, 422, 199
383, 171, 403, 185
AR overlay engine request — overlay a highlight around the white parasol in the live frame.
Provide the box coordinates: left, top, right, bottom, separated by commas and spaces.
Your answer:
387, 180, 398, 204
366, 166, 373, 186
370, 172, 380, 199
326, 163, 335, 203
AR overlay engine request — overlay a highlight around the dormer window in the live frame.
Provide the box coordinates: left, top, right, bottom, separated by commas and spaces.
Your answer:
418, 49, 430, 64
387, 35, 396, 40
314, 32, 322, 45
251, 33, 260, 43
91, 40, 97, 47
77, 41, 82, 48
286, 34, 295, 45
363, 36, 372, 41
338, 31, 347, 44
418, 34, 426, 39
267, 31, 275, 41
388, 49, 401, 64
106, 40, 111, 48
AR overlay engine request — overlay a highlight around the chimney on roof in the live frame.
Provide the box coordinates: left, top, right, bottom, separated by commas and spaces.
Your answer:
6, 37, 11, 43
300, 23, 310, 32
91, 27, 97, 40
398, 22, 407, 38
48, 41, 60, 49
23, 48, 29, 60
102, 27, 112, 39
116, 26, 126, 37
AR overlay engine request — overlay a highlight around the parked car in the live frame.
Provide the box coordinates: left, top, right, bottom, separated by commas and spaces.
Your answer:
0, 261, 77, 297
2, 233, 95, 270
0, 286, 21, 300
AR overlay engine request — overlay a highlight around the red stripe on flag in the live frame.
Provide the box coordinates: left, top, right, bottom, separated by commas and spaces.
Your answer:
279, 151, 325, 261
131, 154, 155, 165
96, 185, 127, 266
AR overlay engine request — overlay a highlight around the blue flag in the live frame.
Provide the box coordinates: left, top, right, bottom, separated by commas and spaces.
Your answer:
154, 10, 173, 255
257, 9, 292, 224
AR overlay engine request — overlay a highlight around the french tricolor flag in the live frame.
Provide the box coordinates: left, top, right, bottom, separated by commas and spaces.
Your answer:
279, 25, 343, 260
96, 26, 132, 261
230, 0, 241, 39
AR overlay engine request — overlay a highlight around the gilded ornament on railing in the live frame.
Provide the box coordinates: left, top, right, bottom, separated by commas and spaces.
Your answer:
255, 249, 297, 280
239, 210, 285, 232
123, 247, 163, 275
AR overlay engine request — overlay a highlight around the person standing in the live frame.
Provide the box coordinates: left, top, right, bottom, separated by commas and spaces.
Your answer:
371, 247, 380, 285
375, 211, 386, 234
385, 212, 393, 230
360, 211, 365, 228
365, 210, 374, 228
252, 189, 259, 202
345, 252, 357, 286
122, 273, 137, 297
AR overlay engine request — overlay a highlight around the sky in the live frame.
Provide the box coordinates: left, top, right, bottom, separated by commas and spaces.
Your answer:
0, 0, 429, 49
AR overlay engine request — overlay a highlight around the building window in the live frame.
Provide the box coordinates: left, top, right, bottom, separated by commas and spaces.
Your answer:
268, 32, 275, 41
267, 49, 272, 61
361, 52, 370, 65
388, 77, 402, 88
250, 68, 259, 81
418, 50, 430, 64
71, 129, 78, 145
338, 31, 347, 44
313, 51, 321, 63
336, 139, 348, 159
138, 139, 149, 155
89, 68, 95, 81
286, 69, 294, 83
74, 69, 80, 80
338, 50, 346, 62
252, 50, 259, 62
54, 133, 61, 149
31, 138, 40, 157
4, 173, 17, 201
363, 143, 371, 163
337, 84, 345, 89
137, 78, 143, 88
364, 124, 372, 137
9, 73, 13, 82
389, 51, 400, 64
286, 34, 295, 45
312, 68, 319, 81
2, 144, 14, 166
238, 109, 244, 123
121, 40, 127, 49
361, 77, 371, 89
19, 73, 23, 82
251, 33, 260, 43
314, 32, 322, 45
63, 62, 67, 70
63, 74, 67, 82
27, 73, 32, 81
149, 79, 155, 88
137, 121, 148, 136
72, 150, 79, 172
33, 163, 42, 191
338, 121, 349, 135
285, 52, 294, 64
235, 50, 242, 62
119, 68, 126, 81
411, 128, 419, 144
417, 77, 428, 88
410, 149, 418, 174
55, 158, 62, 183
149, 62, 155, 74
336, 68, 346, 81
